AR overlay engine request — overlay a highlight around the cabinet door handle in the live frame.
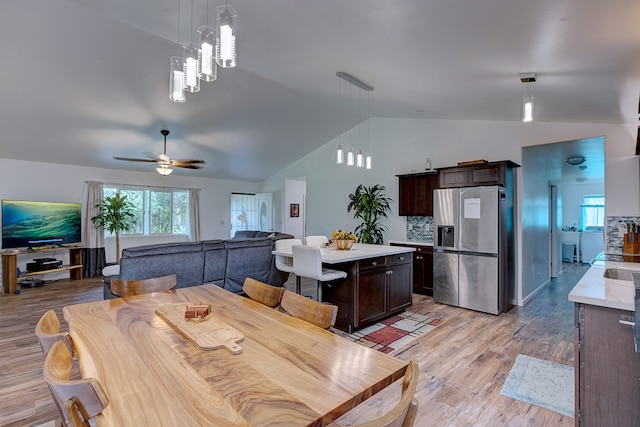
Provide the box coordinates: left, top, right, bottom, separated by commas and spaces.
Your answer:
619, 320, 636, 327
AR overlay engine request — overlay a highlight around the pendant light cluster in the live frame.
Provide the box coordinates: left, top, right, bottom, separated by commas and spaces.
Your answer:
170, 0, 237, 103
520, 72, 536, 123
335, 72, 374, 170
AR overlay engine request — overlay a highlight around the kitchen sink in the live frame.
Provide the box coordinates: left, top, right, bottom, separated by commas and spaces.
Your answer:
602, 268, 636, 281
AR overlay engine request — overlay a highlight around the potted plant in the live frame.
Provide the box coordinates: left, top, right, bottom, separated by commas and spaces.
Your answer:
91, 193, 136, 264
347, 184, 392, 245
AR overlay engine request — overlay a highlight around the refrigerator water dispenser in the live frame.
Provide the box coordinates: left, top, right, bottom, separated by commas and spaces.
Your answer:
437, 226, 455, 248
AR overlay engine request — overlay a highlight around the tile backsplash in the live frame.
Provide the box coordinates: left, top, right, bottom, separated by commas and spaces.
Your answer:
606, 215, 640, 260
406, 216, 433, 242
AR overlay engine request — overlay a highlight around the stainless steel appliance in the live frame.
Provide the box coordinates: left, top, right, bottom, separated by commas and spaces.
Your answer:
433, 186, 507, 314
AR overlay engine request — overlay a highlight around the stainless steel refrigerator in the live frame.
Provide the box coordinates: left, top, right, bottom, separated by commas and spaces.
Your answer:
433, 186, 507, 314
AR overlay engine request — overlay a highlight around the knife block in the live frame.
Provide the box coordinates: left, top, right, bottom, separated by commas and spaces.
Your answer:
623, 234, 640, 262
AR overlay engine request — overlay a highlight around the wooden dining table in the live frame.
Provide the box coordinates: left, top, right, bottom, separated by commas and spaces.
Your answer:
63, 284, 408, 426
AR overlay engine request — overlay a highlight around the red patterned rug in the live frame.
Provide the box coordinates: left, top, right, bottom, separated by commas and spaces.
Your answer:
339, 311, 444, 354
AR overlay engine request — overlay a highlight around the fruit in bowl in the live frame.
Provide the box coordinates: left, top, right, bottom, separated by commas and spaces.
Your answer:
331, 229, 357, 250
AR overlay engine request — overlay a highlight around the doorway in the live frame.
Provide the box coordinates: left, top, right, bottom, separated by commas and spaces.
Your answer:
521, 136, 605, 303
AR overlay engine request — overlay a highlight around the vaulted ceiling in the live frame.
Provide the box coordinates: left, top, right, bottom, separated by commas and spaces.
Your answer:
1, 0, 639, 181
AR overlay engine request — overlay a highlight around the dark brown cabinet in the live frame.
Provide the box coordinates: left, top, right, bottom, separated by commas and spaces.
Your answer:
323, 253, 413, 333
391, 243, 433, 295
398, 172, 438, 216
438, 161, 519, 188
575, 303, 640, 426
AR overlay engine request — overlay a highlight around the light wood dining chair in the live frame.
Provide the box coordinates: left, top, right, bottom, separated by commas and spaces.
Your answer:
242, 277, 285, 308
35, 310, 74, 356
292, 244, 347, 301
274, 238, 303, 293
110, 273, 177, 297
280, 289, 338, 330
43, 340, 109, 427
328, 361, 419, 427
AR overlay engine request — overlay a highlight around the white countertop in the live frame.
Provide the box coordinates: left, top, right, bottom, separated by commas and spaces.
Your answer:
568, 260, 638, 311
388, 240, 434, 247
273, 243, 415, 264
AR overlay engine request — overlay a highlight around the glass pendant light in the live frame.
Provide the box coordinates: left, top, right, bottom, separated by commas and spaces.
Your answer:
198, 25, 217, 82
522, 95, 534, 123
216, 5, 237, 68
365, 152, 372, 170
336, 144, 344, 164
170, 0, 186, 103
170, 56, 186, 103
520, 73, 536, 123
182, 41, 200, 93
346, 147, 355, 166
356, 149, 364, 168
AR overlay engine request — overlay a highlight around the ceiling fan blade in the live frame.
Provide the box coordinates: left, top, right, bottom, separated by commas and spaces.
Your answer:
172, 163, 202, 169
113, 156, 158, 163
172, 159, 207, 164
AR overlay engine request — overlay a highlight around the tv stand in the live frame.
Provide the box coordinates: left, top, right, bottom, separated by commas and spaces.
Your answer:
1, 246, 83, 294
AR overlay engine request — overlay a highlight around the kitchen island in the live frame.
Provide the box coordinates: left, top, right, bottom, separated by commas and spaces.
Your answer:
273, 243, 415, 332
568, 260, 640, 426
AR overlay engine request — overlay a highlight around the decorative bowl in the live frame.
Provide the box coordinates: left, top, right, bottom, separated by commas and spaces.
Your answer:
335, 239, 354, 250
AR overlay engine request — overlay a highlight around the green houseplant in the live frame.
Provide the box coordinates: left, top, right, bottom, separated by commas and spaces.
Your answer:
347, 184, 392, 245
91, 193, 136, 264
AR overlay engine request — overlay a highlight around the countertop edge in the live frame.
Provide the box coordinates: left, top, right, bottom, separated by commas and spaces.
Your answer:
389, 240, 434, 247
568, 261, 636, 312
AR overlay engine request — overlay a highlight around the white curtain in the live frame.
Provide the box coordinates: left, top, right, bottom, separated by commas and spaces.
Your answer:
189, 188, 201, 241
82, 181, 106, 276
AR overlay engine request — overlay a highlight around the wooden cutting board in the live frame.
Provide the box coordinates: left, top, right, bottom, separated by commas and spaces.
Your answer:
155, 303, 244, 354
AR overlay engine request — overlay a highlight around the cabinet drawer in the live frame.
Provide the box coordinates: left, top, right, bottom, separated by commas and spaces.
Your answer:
358, 257, 387, 271
388, 253, 412, 265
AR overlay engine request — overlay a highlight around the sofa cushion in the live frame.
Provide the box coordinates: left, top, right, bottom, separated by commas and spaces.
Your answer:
122, 242, 203, 257
202, 240, 227, 284
233, 230, 259, 239
223, 238, 274, 293
119, 242, 205, 289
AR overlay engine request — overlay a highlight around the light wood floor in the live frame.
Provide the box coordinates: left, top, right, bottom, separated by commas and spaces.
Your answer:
0, 263, 586, 427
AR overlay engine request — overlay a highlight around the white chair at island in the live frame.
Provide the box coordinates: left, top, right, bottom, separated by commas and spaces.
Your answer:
292, 245, 346, 302
305, 235, 329, 247
274, 238, 303, 293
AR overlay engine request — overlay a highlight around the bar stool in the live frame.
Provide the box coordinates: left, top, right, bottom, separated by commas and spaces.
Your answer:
274, 238, 303, 293
305, 235, 329, 247
292, 245, 346, 302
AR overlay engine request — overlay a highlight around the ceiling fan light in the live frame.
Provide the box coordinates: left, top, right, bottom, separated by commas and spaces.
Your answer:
156, 165, 173, 176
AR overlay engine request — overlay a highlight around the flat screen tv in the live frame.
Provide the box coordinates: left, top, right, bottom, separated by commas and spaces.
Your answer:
1, 200, 82, 249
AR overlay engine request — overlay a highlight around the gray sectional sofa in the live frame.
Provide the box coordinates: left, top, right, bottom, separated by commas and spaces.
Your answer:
103, 231, 294, 299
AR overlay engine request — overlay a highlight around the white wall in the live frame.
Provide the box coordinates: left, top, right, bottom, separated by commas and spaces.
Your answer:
262, 117, 638, 304
0, 158, 260, 269
283, 178, 306, 240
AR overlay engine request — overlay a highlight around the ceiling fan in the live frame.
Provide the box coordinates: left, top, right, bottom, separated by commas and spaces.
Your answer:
114, 130, 206, 175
